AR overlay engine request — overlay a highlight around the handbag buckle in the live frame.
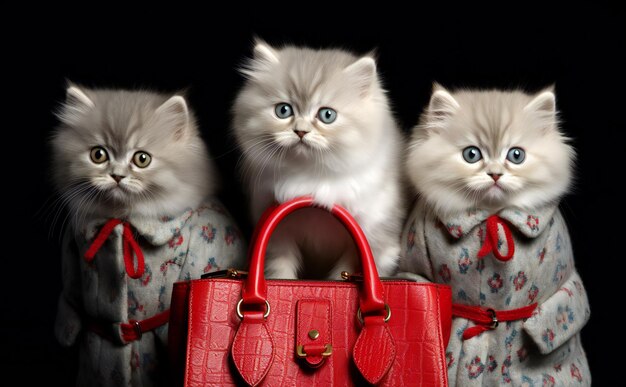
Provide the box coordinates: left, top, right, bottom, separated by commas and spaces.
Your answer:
357, 303, 391, 324
236, 299, 270, 319
296, 343, 333, 358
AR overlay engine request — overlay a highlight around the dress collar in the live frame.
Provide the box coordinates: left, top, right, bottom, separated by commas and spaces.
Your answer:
438, 204, 558, 239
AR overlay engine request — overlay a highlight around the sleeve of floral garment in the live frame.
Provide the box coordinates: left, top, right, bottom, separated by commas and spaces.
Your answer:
179, 208, 247, 281
54, 227, 83, 347
522, 269, 590, 354
397, 202, 435, 281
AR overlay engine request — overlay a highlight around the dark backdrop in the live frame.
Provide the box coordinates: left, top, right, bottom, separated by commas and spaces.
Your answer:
5, 5, 624, 385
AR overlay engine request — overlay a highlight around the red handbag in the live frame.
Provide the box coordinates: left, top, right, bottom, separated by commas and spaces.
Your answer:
169, 197, 452, 386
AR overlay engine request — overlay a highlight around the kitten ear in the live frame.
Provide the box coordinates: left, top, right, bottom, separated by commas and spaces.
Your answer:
58, 84, 94, 124
66, 84, 94, 112
253, 39, 280, 64
524, 89, 556, 115
344, 56, 377, 97
432, 82, 447, 92
155, 95, 190, 141
428, 87, 459, 119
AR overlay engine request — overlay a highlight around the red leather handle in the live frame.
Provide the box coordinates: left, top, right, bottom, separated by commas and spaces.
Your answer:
241, 196, 386, 316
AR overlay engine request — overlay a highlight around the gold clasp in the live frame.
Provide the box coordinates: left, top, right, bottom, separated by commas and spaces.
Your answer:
201, 268, 248, 279
341, 271, 363, 282
236, 299, 270, 319
357, 304, 391, 324
296, 344, 333, 358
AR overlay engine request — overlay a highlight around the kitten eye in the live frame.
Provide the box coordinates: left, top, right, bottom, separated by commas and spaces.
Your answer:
317, 107, 337, 124
462, 146, 483, 163
90, 147, 109, 164
133, 151, 152, 168
506, 147, 526, 164
274, 103, 293, 119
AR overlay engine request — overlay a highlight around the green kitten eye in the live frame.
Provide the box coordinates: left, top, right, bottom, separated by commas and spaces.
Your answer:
317, 107, 337, 124
506, 147, 525, 164
90, 147, 109, 164
133, 151, 152, 168
275, 103, 293, 119
462, 146, 482, 163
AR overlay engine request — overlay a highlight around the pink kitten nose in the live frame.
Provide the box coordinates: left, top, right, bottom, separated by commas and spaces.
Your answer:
111, 174, 125, 183
488, 173, 502, 182
294, 130, 308, 139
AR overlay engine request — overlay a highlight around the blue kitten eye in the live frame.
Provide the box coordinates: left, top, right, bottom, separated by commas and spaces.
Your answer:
462, 146, 482, 163
506, 147, 525, 164
274, 103, 293, 119
133, 151, 152, 168
317, 107, 337, 124
90, 146, 109, 164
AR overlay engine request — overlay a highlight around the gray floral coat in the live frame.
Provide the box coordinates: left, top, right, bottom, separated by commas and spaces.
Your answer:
398, 200, 590, 386
54, 199, 246, 386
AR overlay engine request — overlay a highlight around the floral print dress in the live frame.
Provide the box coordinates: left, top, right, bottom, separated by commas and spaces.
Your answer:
399, 200, 590, 386
55, 198, 246, 386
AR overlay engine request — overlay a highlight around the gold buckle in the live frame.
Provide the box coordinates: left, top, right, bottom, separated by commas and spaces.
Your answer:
296, 344, 333, 358
236, 299, 270, 319
357, 303, 391, 324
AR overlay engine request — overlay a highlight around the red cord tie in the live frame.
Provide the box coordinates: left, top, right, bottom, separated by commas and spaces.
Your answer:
452, 303, 537, 340
478, 215, 515, 261
84, 219, 145, 279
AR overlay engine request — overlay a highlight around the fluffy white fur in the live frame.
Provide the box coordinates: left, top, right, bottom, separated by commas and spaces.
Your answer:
52, 85, 216, 228
406, 84, 574, 216
233, 40, 404, 279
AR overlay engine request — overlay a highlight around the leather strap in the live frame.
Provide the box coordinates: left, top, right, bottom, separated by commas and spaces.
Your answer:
296, 299, 332, 368
242, 197, 386, 315
87, 309, 170, 344
452, 303, 537, 340
477, 215, 515, 261
84, 218, 145, 279
353, 315, 396, 383
231, 311, 274, 386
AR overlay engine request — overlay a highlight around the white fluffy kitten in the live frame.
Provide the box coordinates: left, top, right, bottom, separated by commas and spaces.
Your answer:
406, 84, 573, 215
52, 85, 215, 226
233, 41, 404, 279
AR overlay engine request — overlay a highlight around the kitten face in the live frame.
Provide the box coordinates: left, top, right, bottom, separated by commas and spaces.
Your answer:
52, 86, 214, 222
407, 86, 574, 215
233, 41, 389, 174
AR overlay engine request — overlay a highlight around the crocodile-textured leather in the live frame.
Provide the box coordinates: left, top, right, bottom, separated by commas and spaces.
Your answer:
353, 315, 396, 384
296, 299, 332, 368
172, 279, 451, 386
231, 311, 275, 386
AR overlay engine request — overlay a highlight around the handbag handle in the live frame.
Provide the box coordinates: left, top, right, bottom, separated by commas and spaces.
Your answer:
241, 196, 387, 318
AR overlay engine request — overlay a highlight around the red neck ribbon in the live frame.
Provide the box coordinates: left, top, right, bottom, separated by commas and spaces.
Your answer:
84, 219, 145, 279
477, 215, 515, 261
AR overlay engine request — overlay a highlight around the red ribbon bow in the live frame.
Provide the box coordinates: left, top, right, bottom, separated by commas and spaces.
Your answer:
477, 215, 515, 261
84, 219, 145, 279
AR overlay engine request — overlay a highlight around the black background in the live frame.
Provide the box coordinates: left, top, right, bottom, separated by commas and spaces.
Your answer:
5, 5, 624, 385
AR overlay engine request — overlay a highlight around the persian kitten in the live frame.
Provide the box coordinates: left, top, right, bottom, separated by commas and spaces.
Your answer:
399, 86, 590, 385
52, 85, 245, 386
233, 41, 405, 279
52, 85, 215, 224
406, 84, 573, 214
